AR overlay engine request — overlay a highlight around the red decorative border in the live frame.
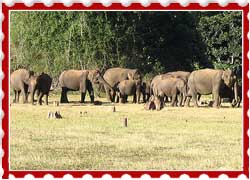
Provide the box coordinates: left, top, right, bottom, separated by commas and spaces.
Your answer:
2, 3, 249, 179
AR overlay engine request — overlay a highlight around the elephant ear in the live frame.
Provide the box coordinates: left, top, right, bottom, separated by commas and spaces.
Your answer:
176, 80, 181, 89
134, 69, 142, 80
80, 71, 89, 93
221, 70, 226, 80
94, 69, 101, 78
29, 70, 35, 78
90, 69, 101, 83
128, 72, 133, 80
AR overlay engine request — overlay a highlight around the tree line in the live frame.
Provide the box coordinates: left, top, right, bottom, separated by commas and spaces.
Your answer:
10, 11, 242, 80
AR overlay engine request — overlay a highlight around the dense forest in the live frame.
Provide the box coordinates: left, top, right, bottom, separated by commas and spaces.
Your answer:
10, 11, 242, 80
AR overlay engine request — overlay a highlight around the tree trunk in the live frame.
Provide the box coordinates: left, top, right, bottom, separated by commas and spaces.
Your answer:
67, 30, 71, 63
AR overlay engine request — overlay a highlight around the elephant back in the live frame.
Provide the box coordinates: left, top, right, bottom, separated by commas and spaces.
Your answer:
103, 67, 142, 87
187, 69, 225, 95
10, 69, 30, 89
59, 70, 85, 90
152, 76, 181, 97
37, 73, 52, 93
162, 71, 190, 83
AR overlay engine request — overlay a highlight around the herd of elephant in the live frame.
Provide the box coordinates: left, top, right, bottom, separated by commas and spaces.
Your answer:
10, 67, 242, 110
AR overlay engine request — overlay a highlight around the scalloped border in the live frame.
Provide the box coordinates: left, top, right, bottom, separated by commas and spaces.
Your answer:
1, 2, 249, 179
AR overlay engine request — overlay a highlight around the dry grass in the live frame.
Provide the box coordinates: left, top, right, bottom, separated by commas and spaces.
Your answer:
10, 93, 243, 170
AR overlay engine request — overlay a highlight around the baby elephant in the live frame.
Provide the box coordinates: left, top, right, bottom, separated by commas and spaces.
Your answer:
28, 72, 52, 105
117, 79, 142, 103
152, 77, 187, 107
144, 95, 163, 111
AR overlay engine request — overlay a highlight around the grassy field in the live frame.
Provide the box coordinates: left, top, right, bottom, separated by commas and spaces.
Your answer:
10, 93, 243, 170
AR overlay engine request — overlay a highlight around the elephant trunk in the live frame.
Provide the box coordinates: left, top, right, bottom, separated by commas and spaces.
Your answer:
30, 87, 36, 104
233, 80, 238, 105
98, 76, 114, 96
27, 75, 38, 104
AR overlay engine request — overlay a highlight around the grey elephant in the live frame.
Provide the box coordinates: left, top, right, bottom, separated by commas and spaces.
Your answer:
28, 72, 52, 105
103, 67, 142, 102
59, 69, 113, 103
117, 78, 142, 103
10, 69, 34, 103
185, 68, 237, 108
151, 76, 187, 107
161, 71, 190, 105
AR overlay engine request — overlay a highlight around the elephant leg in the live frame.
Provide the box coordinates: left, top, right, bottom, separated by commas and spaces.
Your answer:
36, 90, 40, 102
104, 86, 113, 102
136, 91, 141, 104
170, 94, 177, 107
118, 93, 122, 103
123, 95, 127, 103
197, 94, 201, 102
17, 91, 21, 103
182, 93, 187, 107
154, 96, 162, 111
116, 93, 120, 103
38, 93, 44, 105
13, 90, 17, 103
112, 93, 116, 103
20, 84, 27, 104
212, 88, 220, 108
81, 92, 86, 103
184, 96, 191, 107
116, 92, 120, 103
24, 83, 29, 103
191, 92, 198, 107
147, 94, 150, 102
142, 92, 146, 103
178, 94, 183, 107
237, 97, 242, 107
31, 89, 36, 105
87, 83, 94, 103
133, 94, 137, 103
182, 96, 187, 106
218, 96, 222, 107
60, 87, 69, 103
120, 94, 124, 103
122, 94, 127, 103
45, 93, 49, 105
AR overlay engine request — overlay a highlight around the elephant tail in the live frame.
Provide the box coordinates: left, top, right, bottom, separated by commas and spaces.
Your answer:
51, 79, 60, 91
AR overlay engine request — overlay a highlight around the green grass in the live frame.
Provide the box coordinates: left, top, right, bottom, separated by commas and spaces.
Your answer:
10, 93, 243, 170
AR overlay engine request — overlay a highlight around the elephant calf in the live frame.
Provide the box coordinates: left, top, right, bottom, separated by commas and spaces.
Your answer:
10, 69, 33, 103
117, 79, 142, 103
151, 76, 187, 107
28, 72, 52, 105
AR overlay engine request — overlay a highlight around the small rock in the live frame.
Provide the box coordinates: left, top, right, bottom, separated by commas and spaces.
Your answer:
48, 111, 62, 119
111, 106, 116, 112
94, 101, 102, 105
124, 117, 128, 127
55, 111, 62, 119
